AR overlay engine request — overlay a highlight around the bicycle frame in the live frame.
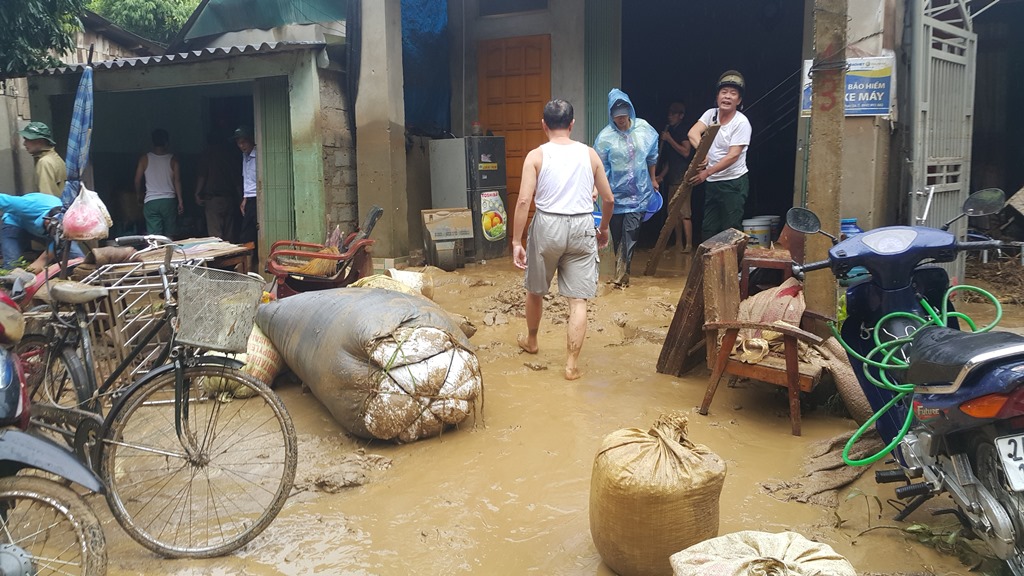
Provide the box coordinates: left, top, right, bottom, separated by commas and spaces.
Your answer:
32, 251, 243, 468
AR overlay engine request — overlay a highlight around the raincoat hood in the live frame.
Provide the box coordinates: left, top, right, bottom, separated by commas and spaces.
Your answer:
606, 88, 637, 126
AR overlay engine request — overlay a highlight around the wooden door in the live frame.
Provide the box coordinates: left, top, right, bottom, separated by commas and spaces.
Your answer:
477, 35, 551, 242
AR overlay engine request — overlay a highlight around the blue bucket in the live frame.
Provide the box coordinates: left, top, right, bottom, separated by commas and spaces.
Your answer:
643, 191, 663, 222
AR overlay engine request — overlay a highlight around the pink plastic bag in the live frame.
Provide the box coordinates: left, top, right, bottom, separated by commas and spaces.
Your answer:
63, 184, 112, 240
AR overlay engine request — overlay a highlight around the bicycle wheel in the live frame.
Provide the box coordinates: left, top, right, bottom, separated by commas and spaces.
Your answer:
16, 335, 93, 412
100, 363, 297, 558
0, 475, 107, 576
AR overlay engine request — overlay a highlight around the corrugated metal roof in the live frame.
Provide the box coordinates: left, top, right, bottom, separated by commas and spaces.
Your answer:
31, 41, 324, 77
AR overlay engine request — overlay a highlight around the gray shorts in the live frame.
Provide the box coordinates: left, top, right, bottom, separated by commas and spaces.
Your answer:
525, 211, 598, 298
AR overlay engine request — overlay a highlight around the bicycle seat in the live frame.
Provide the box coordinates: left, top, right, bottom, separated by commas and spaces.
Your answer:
48, 281, 108, 304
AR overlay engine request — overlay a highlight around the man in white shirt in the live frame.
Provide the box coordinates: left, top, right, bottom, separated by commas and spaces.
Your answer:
688, 70, 752, 240
511, 99, 614, 380
234, 126, 258, 245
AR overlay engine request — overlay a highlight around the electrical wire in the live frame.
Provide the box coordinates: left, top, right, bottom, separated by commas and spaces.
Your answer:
836, 284, 1003, 466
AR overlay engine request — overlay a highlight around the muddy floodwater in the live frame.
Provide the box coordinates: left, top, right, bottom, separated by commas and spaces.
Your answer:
98, 251, 1015, 575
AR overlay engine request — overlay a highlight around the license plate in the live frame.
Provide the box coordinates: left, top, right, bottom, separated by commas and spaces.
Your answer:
995, 434, 1024, 492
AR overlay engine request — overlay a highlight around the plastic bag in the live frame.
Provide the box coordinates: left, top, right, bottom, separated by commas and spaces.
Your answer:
63, 185, 112, 240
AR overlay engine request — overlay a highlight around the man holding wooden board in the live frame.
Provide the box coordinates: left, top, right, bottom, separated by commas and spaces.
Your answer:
688, 70, 752, 240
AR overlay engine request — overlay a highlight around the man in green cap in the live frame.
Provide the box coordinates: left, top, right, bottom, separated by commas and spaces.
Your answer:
19, 122, 66, 197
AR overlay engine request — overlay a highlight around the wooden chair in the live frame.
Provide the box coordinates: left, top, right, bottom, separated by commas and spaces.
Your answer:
697, 237, 825, 436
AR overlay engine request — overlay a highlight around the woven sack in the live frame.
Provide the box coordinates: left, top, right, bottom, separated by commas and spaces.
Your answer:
670, 531, 856, 576
590, 413, 726, 576
241, 324, 284, 387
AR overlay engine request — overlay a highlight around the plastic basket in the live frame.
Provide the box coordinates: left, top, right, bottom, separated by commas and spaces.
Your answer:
175, 266, 262, 353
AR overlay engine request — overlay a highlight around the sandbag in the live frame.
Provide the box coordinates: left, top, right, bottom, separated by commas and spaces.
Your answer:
670, 531, 856, 576
256, 288, 481, 442
590, 414, 726, 576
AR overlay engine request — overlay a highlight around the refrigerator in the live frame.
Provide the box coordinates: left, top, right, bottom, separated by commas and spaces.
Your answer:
428, 136, 508, 262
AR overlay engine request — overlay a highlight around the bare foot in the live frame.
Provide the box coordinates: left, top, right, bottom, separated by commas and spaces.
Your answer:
517, 335, 538, 354
564, 367, 582, 381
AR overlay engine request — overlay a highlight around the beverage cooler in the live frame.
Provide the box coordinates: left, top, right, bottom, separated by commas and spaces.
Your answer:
428, 136, 508, 262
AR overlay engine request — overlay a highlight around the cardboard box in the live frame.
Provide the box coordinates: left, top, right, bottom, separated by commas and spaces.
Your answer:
421, 208, 474, 241
422, 209, 473, 270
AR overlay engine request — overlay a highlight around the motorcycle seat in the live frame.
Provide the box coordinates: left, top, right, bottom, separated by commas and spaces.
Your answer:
906, 326, 1024, 393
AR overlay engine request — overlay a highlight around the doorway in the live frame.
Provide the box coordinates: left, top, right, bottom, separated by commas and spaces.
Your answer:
620, 0, 805, 245
477, 34, 552, 237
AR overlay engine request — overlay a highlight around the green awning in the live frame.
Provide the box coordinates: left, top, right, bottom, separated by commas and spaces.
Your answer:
186, 0, 346, 41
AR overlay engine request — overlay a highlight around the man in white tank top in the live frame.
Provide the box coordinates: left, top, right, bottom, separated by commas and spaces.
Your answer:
511, 99, 615, 381
133, 128, 183, 236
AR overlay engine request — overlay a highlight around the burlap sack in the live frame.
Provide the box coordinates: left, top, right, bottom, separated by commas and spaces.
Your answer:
590, 413, 727, 576
670, 531, 856, 576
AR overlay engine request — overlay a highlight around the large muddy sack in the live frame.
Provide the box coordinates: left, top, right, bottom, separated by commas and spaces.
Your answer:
670, 531, 856, 576
590, 414, 726, 576
256, 288, 481, 442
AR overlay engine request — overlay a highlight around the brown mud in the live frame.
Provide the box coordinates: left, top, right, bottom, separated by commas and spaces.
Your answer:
99, 250, 1018, 575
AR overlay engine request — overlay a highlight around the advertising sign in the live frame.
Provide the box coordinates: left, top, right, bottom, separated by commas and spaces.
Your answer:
801, 54, 895, 117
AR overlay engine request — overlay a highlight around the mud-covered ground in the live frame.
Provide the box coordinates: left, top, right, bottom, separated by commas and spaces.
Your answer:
96, 250, 1022, 575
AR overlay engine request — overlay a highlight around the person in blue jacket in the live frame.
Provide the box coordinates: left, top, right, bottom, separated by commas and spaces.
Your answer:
0, 192, 83, 272
593, 89, 659, 287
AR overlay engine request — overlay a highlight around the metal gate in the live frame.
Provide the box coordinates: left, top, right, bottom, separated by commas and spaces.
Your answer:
906, 0, 978, 282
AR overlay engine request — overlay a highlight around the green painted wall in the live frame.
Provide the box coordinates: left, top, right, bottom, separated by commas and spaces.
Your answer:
584, 0, 621, 145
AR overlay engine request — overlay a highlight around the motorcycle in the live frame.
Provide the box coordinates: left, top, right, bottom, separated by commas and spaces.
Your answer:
0, 290, 107, 575
786, 188, 1024, 573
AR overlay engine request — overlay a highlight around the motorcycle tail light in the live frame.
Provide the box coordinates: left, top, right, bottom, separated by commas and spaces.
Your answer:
961, 393, 1010, 419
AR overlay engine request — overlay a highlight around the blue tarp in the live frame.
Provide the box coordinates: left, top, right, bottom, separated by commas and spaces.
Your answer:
401, 0, 450, 135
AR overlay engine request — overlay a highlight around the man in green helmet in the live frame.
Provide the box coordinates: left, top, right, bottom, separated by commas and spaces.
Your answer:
688, 70, 752, 241
18, 122, 66, 197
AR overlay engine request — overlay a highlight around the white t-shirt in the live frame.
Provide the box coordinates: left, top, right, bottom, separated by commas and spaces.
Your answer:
534, 141, 595, 215
697, 109, 751, 182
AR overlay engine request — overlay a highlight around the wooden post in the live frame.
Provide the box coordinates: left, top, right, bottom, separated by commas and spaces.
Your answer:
804, 0, 847, 323
644, 125, 720, 277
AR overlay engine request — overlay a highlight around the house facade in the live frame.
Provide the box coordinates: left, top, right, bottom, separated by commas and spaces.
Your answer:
20, 0, 1021, 265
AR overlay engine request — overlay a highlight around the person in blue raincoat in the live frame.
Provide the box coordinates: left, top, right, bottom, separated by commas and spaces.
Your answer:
593, 89, 659, 287
0, 192, 83, 272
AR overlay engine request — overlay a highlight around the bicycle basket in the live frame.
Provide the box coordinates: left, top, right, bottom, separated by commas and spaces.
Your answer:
175, 266, 263, 353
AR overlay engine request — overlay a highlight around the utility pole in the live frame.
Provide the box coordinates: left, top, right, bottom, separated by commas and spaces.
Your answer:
805, 0, 847, 324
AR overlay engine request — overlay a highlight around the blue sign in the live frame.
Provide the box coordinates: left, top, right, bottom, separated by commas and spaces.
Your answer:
801, 55, 895, 117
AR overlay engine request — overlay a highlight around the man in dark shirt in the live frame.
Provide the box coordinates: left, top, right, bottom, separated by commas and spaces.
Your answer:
655, 101, 694, 252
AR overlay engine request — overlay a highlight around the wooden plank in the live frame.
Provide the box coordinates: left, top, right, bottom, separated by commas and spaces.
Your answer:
644, 124, 720, 276
702, 238, 744, 369
656, 228, 747, 376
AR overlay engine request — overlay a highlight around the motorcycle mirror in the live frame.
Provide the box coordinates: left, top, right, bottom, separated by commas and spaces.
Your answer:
963, 188, 1006, 217
786, 207, 821, 234
941, 188, 1006, 231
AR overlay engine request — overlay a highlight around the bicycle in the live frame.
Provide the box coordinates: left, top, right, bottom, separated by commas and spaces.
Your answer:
16, 234, 298, 559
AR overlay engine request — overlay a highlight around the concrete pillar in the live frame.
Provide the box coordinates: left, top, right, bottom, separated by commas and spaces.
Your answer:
805, 0, 847, 323
289, 52, 327, 244
356, 0, 408, 258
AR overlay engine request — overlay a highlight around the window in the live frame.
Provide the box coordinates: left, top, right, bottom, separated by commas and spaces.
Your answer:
479, 0, 547, 17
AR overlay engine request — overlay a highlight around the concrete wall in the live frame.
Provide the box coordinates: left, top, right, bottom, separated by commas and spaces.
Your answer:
318, 69, 359, 235
405, 135, 432, 257
447, 0, 587, 141
0, 90, 35, 193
